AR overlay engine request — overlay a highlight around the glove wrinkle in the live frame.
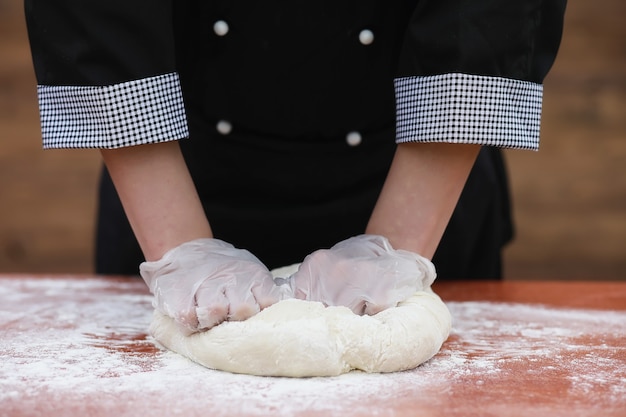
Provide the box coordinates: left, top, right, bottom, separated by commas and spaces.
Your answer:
140, 238, 282, 332
288, 234, 437, 316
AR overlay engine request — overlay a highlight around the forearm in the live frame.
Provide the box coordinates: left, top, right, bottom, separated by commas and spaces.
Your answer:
366, 142, 480, 259
100, 141, 212, 262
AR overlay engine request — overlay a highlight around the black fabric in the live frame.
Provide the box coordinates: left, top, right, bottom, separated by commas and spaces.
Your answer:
432, 147, 513, 279
397, 0, 567, 82
25, 0, 176, 86
81, 1, 566, 278
172, 1, 406, 139
95, 145, 512, 279
180, 118, 397, 270
95, 171, 144, 275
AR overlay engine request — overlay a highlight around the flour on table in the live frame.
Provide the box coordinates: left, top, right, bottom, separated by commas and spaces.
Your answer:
150, 264, 452, 377
3, 276, 626, 417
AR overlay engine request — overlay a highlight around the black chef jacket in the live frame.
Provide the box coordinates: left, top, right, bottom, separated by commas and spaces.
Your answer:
25, 0, 567, 278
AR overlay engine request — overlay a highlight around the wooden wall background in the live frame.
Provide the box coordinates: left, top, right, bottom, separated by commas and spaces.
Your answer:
1, 0, 624, 279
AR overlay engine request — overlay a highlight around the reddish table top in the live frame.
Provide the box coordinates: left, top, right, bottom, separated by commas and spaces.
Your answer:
1, 275, 625, 417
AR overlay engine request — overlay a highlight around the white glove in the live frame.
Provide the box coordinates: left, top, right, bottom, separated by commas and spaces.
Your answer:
140, 238, 286, 333
284, 234, 436, 315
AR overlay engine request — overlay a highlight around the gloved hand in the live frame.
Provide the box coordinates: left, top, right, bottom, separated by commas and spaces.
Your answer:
284, 234, 436, 315
140, 238, 287, 333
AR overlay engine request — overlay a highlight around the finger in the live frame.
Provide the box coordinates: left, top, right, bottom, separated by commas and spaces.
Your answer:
173, 319, 198, 337
349, 299, 369, 316
172, 307, 201, 333
155, 285, 201, 332
224, 284, 260, 322
195, 285, 230, 330
252, 279, 291, 308
363, 300, 394, 316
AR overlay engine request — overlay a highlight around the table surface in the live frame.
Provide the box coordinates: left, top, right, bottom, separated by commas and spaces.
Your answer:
1, 275, 625, 417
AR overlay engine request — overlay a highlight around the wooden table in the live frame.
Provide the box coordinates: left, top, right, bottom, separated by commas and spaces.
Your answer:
1, 275, 625, 417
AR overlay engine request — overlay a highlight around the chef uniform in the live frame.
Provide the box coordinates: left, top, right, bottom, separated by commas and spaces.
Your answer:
25, 0, 567, 279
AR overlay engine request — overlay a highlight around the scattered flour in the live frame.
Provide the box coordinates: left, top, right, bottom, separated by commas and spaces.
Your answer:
1, 276, 625, 417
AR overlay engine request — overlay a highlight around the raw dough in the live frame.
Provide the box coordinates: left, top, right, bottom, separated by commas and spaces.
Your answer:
149, 264, 452, 377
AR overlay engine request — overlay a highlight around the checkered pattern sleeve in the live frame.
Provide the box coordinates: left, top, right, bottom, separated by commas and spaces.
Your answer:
25, 0, 187, 149
395, 0, 567, 150
395, 73, 543, 150
37, 73, 188, 149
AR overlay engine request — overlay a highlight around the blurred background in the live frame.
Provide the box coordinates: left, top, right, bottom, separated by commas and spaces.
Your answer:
1, 0, 624, 279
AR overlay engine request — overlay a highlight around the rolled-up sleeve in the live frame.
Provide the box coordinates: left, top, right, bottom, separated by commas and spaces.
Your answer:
395, 0, 567, 150
25, 0, 188, 149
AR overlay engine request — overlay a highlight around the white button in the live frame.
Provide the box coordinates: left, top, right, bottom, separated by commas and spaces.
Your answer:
216, 120, 232, 135
213, 20, 229, 36
346, 131, 362, 147
359, 29, 374, 45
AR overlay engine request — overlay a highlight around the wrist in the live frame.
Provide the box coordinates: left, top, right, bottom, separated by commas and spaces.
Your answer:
367, 142, 480, 258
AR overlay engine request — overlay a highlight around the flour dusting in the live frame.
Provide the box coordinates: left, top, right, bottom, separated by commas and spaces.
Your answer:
1, 276, 625, 417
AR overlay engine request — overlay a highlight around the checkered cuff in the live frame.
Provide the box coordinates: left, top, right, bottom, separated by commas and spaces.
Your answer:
38, 73, 188, 149
395, 73, 543, 150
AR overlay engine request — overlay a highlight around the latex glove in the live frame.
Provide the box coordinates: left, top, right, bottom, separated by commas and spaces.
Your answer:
285, 234, 436, 315
140, 238, 287, 333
